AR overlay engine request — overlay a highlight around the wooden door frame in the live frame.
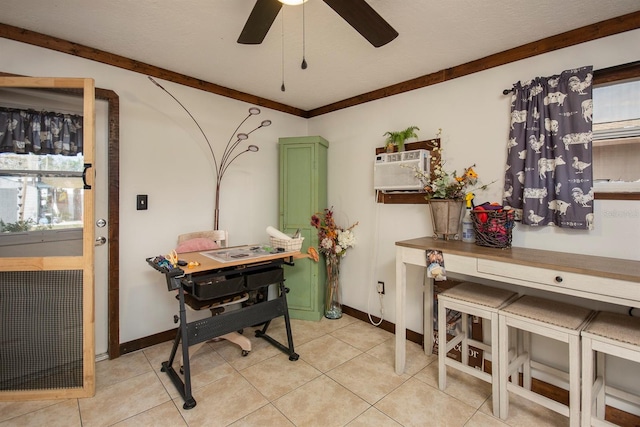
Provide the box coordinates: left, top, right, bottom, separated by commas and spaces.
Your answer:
0, 72, 121, 359
98, 87, 120, 359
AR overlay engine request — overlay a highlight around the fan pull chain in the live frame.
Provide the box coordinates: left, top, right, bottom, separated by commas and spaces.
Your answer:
301, 0, 308, 69
281, 10, 286, 92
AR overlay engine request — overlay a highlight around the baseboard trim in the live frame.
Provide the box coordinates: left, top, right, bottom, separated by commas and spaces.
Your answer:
118, 304, 423, 356
120, 305, 640, 426
119, 328, 176, 355
341, 305, 425, 346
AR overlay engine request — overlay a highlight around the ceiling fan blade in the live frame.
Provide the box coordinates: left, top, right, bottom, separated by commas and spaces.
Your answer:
322, 0, 398, 47
237, 0, 283, 44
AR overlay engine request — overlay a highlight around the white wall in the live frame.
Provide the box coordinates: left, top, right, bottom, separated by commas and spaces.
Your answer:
2, 28, 639, 399
1, 37, 308, 343
308, 29, 640, 333
305, 29, 640, 410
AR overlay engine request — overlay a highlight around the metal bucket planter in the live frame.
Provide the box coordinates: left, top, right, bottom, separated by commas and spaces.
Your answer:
429, 199, 464, 240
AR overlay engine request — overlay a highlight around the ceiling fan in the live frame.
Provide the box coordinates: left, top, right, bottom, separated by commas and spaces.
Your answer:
237, 0, 398, 48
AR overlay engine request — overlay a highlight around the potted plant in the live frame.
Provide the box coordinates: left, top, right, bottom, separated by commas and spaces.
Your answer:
384, 126, 420, 152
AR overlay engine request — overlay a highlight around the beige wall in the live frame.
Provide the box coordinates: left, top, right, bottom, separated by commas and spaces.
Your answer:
2, 27, 639, 413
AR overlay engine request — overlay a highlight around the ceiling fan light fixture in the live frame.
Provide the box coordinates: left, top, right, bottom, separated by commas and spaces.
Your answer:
278, 0, 307, 5
239, 0, 398, 47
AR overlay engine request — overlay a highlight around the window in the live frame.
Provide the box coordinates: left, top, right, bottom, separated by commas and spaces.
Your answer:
0, 152, 85, 232
590, 61, 640, 199
592, 78, 640, 193
0, 87, 85, 257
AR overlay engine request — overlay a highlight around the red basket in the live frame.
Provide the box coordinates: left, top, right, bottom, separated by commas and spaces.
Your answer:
471, 209, 515, 248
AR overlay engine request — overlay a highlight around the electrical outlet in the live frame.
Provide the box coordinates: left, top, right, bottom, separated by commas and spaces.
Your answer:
377, 281, 385, 294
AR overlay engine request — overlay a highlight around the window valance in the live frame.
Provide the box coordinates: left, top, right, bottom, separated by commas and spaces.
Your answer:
0, 107, 83, 156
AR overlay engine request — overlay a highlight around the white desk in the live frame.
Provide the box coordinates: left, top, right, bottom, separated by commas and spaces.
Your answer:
394, 238, 640, 374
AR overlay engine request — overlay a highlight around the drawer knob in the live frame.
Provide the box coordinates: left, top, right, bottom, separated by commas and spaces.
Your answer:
555, 276, 563, 283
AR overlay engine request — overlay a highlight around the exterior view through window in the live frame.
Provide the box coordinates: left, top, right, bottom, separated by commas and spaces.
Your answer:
0, 153, 84, 232
592, 78, 640, 191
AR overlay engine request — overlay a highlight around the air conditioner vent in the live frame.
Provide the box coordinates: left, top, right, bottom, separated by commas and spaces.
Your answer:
373, 149, 430, 191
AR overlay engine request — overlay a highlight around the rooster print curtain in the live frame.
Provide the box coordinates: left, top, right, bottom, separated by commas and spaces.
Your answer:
0, 107, 83, 156
503, 66, 594, 230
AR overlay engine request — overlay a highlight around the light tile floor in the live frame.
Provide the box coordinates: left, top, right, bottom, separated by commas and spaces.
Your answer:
0, 315, 570, 426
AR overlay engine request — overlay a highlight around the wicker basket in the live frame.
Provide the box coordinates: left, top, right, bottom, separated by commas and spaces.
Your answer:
269, 236, 304, 252
471, 209, 515, 248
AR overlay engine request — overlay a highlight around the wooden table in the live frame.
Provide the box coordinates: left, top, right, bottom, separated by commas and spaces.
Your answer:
394, 238, 640, 374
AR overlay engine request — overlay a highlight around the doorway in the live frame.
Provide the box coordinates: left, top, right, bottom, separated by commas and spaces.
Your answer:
0, 76, 120, 361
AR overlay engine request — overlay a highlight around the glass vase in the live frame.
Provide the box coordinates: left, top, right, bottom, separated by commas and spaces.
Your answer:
324, 254, 342, 319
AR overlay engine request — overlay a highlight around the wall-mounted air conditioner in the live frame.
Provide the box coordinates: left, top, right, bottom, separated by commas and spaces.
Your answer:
373, 149, 430, 191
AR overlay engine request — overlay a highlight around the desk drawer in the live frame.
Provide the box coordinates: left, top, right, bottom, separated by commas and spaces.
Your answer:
245, 267, 284, 290
477, 259, 639, 302
189, 274, 245, 300
444, 253, 478, 276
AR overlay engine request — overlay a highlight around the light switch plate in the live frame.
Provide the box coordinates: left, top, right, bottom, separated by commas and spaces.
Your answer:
136, 194, 148, 210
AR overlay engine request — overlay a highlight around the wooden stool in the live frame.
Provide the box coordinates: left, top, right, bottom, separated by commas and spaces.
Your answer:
498, 295, 593, 427
438, 282, 518, 417
581, 311, 640, 427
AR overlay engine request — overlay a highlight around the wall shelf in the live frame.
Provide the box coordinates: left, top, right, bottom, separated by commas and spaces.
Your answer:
376, 139, 440, 204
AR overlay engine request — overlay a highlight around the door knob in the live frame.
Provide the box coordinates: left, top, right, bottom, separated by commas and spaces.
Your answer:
95, 236, 107, 246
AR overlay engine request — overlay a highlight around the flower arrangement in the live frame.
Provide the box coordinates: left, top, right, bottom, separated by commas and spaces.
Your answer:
310, 207, 358, 258
412, 142, 494, 200
418, 162, 483, 200
311, 207, 358, 319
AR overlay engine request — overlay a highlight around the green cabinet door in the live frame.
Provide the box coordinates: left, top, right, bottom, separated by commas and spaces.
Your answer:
279, 136, 328, 321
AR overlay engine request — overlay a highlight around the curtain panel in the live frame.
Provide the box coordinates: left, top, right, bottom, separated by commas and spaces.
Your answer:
503, 66, 594, 230
0, 107, 83, 156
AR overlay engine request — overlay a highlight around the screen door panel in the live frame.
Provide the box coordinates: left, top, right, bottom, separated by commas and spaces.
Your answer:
0, 77, 95, 400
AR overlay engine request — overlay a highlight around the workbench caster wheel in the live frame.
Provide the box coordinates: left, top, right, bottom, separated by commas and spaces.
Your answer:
183, 398, 197, 410
241, 350, 250, 357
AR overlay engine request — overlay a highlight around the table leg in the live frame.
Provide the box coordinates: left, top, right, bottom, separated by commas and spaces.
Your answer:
423, 274, 434, 356
395, 246, 407, 374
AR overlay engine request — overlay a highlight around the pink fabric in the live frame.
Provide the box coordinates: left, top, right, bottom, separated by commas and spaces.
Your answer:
175, 238, 219, 254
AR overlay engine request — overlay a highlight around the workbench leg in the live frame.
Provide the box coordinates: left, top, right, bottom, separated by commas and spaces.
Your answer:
255, 283, 299, 361
162, 325, 181, 371
161, 287, 197, 409
281, 286, 299, 361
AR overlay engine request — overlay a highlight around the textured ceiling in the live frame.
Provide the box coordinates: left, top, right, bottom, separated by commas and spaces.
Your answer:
2, 0, 640, 111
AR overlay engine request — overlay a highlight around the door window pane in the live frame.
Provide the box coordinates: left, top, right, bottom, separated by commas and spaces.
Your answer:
0, 153, 84, 231
0, 153, 84, 256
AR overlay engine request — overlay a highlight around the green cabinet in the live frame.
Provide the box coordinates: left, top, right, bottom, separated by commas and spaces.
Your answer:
278, 136, 328, 321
